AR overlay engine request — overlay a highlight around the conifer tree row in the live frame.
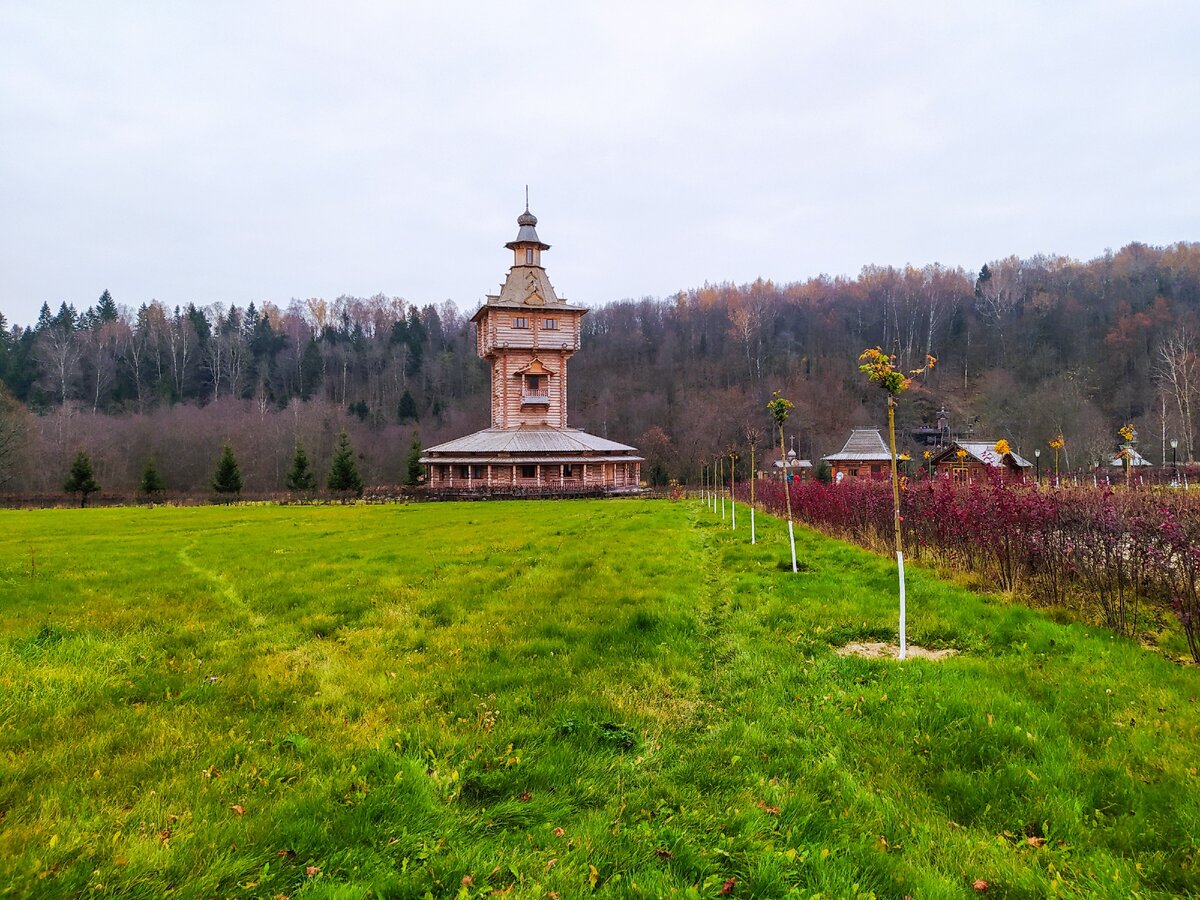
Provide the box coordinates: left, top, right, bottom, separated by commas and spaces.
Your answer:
6, 240, 1200, 490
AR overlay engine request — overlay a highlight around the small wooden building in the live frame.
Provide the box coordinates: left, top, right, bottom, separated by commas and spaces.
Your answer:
823, 428, 892, 481
1109, 447, 1154, 468
931, 440, 1033, 481
770, 446, 813, 482
421, 204, 643, 494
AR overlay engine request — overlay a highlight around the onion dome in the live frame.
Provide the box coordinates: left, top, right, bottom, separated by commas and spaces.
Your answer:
506, 202, 550, 251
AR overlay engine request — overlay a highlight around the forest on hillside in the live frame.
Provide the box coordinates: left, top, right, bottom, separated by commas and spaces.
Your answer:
1, 240, 1199, 493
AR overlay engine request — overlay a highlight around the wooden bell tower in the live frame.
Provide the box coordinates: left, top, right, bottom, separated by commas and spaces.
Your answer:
471, 203, 588, 428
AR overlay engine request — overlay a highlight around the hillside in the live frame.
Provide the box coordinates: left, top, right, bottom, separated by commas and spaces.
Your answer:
2, 240, 1200, 491
1, 500, 1197, 896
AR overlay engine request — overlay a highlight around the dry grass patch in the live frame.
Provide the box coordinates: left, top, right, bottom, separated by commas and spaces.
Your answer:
835, 640, 960, 661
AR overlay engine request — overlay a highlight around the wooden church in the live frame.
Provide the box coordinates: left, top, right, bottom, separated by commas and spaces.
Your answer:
420, 204, 643, 494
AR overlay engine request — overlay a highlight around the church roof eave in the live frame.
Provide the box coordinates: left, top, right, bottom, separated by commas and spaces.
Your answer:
470, 298, 589, 322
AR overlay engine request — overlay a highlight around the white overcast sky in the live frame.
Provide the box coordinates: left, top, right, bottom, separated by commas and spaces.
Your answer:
2, 1, 1198, 326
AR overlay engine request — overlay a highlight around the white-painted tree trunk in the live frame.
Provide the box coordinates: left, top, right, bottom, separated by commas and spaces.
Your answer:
897, 550, 907, 660
750, 507, 756, 544
787, 520, 797, 573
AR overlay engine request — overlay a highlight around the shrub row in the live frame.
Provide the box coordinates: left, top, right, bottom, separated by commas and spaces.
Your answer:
747, 475, 1200, 662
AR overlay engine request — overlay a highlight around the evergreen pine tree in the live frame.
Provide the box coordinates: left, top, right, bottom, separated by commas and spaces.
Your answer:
397, 389, 418, 422
212, 443, 243, 495
326, 430, 363, 495
95, 289, 118, 324
286, 442, 317, 491
405, 431, 423, 486
64, 450, 100, 507
140, 457, 165, 495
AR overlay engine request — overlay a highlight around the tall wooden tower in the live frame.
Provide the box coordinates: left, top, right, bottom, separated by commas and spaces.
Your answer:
471, 204, 587, 428
420, 203, 642, 495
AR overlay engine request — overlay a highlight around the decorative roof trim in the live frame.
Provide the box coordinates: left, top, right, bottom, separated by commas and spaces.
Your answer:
514, 358, 556, 377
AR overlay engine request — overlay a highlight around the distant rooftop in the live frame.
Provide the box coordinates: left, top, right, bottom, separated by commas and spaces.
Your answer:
423, 424, 641, 458
823, 428, 892, 462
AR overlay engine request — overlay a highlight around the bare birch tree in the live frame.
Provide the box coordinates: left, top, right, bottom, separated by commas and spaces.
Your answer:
1156, 326, 1198, 462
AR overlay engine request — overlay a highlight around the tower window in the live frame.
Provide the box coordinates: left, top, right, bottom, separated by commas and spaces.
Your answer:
525, 248, 534, 264
513, 316, 528, 329
543, 318, 557, 330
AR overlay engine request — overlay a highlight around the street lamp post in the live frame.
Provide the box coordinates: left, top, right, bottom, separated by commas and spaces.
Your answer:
1171, 438, 1179, 483
1034, 448, 1041, 483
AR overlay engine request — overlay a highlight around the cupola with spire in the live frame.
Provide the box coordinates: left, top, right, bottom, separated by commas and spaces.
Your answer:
505, 189, 550, 266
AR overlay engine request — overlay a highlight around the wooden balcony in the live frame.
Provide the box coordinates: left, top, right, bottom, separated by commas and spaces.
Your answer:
521, 387, 551, 405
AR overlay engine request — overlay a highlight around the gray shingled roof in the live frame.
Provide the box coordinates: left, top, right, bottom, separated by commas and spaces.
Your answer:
422, 425, 641, 461
1110, 447, 1154, 467
954, 441, 1034, 468
470, 264, 588, 321
823, 428, 892, 462
505, 208, 550, 250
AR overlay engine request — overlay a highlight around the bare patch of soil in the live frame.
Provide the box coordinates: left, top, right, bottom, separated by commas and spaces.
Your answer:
835, 641, 959, 661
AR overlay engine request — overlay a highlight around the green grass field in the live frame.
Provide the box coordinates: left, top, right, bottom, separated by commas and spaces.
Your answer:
1, 500, 1197, 898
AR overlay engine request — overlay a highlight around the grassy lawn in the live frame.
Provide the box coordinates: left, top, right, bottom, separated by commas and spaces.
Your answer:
0, 499, 1197, 898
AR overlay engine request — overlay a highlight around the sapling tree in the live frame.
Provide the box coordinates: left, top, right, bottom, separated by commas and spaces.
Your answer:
140, 457, 165, 495
1118, 423, 1136, 485
405, 431, 423, 486
286, 442, 317, 492
728, 446, 739, 530
718, 455, 725, 520
327, 430, 364, 495
857, 347, 936, 659
1049, 434, 1065, 484
64, 450, 100, 507
212, 443, 243, 496
767, 391, 797, 572
745, 426, 763, 544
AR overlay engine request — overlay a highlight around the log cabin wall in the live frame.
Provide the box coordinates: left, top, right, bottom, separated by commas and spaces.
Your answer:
481, 308, 584, 428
